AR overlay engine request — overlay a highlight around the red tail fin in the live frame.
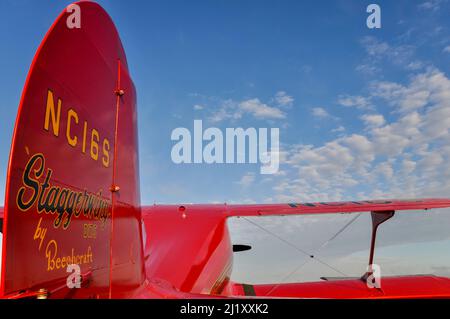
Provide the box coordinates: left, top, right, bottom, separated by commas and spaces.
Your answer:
1, 2, 144, 298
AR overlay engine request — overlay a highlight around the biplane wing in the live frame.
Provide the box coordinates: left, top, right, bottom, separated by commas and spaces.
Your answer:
223, 199, 450, 298
226, 198, 450, 217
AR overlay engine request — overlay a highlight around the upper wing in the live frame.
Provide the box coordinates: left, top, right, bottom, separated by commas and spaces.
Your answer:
226, 198, 450, 217
226, 198, 450, 299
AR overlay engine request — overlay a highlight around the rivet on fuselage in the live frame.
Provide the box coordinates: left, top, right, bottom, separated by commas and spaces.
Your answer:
179, 206, 187, 219
115, 89, 125, 97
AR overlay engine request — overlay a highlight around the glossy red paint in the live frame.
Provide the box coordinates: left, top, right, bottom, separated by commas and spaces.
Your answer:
229, 276, 450, 298
1, 2, 450, 299
142, 205, 233, 296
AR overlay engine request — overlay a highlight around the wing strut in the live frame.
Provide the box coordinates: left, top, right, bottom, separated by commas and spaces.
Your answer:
361, 210, 395, 283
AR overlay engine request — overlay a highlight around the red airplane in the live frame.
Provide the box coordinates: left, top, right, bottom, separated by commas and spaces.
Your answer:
1, 1, 450, 299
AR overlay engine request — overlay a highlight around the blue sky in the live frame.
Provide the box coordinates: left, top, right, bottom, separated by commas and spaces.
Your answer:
1, 0, 450, 283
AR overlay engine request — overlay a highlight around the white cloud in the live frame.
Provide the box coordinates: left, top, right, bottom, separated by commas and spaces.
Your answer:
444, 45, 450, 53
361, 36, 415, 64
361, 114, 385, 128
274, 91, 294, 108
361, 36, 389, 56
418, 0, 445, 11
208, 99, 239, 123
371, 69, 450, 114
337, 95, 372, 110
358, 36, 421, 73
208, 93, 287, 122
356, 63, 380, 75
401, 159, 416, 175
239, 98, 286, 120
418, 153, 444, 171
236, 172, 256, 188
270, 68, 450, 203
370, 125, 411, 156
373, 161, 394, 180
406, 61, 424, 70
331, 126, 345, 133
340, 134, 373, 155
311, 107, 330, 118
193, 104, 204, 110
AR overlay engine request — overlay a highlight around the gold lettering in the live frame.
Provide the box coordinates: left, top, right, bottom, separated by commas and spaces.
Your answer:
82, 121, 88, 153
33, 217, 47, 251
66, 109, 79, 147
44, 90, 62, 137
45, 240, 94, 272
19, 153, 112, 230
102, 139, 110, 168
43, 90, 111, 169
91, 129, 99, 161
46, 240, 57, 271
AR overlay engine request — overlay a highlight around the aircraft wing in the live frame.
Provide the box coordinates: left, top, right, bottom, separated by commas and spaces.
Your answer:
224, 198, 450, 299
0, 207, 3, 219
226, 198, 450, 217
229, 275, 450, 298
